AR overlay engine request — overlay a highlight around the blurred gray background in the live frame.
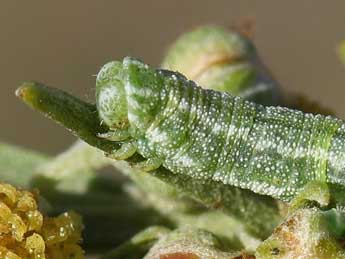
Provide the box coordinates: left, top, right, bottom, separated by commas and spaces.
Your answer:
1, 1, 345, 154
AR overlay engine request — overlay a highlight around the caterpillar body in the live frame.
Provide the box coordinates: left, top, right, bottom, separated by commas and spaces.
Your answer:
96, 57, 345, 202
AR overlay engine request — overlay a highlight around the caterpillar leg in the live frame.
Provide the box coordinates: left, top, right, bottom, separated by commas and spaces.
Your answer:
288, 181, 331, 214
98, 128, 131, 141
105, 141, 137, 160
132, 158, 163, 172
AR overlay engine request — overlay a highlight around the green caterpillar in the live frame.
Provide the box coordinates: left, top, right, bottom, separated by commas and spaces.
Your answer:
96, 57, 345, 202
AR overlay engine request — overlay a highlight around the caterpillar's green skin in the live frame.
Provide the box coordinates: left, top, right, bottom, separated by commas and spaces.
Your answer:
96, 57, 345, 202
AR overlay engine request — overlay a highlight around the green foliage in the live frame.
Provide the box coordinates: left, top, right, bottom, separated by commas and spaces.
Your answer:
16, 81, 282, 241
0, 141, 170, 250
0, 142, 47, 187
101, 226, 170, 259
2, 25, 345, 258
161, 25, 281, 105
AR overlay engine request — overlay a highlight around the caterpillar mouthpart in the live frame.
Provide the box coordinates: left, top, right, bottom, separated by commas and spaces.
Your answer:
96, 60, 129, 129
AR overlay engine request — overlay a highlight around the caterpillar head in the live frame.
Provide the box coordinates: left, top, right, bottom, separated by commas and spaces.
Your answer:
96, 57, 166, 131
96, 61, 128, 129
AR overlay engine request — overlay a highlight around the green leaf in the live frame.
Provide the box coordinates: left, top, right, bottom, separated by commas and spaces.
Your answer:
101, 226, 170, 259
33, 140, 107, 193
0, 142, 48, 187
161, 25, 282, 106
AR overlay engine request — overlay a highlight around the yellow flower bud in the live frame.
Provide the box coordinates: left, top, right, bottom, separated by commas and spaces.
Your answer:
0, 183, 84, 259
